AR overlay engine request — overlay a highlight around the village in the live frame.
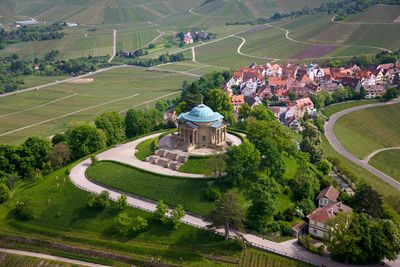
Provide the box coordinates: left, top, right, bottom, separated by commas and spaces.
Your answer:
225, 61, 400, 130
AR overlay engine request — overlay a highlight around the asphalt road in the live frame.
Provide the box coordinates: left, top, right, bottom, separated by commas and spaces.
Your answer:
324, 98, 400, 190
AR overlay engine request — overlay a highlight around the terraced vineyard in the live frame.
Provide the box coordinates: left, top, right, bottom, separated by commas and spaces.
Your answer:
240, 249, 312, 267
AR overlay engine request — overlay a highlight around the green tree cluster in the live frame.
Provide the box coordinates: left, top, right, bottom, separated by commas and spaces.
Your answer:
87, 190, 110, 210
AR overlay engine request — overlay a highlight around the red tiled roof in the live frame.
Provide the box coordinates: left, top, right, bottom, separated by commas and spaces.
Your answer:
316, 186, 339, 202
269, 76, 288, 86
307, 202, 352, 223
230, 95, 244, 104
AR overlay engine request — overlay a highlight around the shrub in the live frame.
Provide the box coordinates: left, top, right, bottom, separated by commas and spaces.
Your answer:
170, 204, 185, 229
0, 183, 10, 203
317, 159, 331, 175
15, 200, 34, 220
283, 207, 295, 222
87, 190, 110, 210
131, 216, 148, 232
153, 200, 168, 223
117, 194, 127, 210
299, 235, 324, 255
204, 186, 221, 201
90, 155, 98, 165
280, 222, 293, 237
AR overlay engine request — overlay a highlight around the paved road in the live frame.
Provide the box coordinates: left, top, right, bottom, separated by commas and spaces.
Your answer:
363, 146, 400, 163
324, 98, 400, 190
0, 248, 110, 267
69, 135, 399, 266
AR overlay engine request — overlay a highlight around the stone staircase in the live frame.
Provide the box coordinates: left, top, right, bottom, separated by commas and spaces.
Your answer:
146, 149, 189, 171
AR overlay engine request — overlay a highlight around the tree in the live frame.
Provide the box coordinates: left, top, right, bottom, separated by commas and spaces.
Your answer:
48, 143, 70, 169
225, 140, 260, 185
125, 109, 152, 138
87, 190, 110, 210
68, 124, 106, 159
317, 159, 331, 175
327, 212, 400, 264
383, 87, 399, 101
358, 87, 366, 99
204, 89, 235, 124
131, 216, 148, 232
297, 198, 315, 215
19, 136, 51, 174
95, 111, 125, 145
115, 212, 133, 234
246, 177, 279, 231
155, 100, 169, 112
300, 136, 323, 164
154, 200, 168, 223
208, 153, 226, 177
0, 183, 10, 203
117, 194, 127, 210
352, 184, 383, 218
249, 105, 274, 121
289, 91, 297, 101
205, 192, 245, 239
238, 102, 251, 120
170, 204, 185, 229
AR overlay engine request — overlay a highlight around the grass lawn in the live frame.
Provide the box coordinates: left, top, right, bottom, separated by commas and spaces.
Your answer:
178, 156, 220, 175
135, 137, 157, 161
86, 161, 214, 215
369, 149, 400, 183
321, 99, 379, 117
0, 165, 241, 267
0, 67, 196, 145
333, 103, 400, 159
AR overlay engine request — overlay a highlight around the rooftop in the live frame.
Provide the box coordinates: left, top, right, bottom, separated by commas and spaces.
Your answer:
177, 104, 223, 123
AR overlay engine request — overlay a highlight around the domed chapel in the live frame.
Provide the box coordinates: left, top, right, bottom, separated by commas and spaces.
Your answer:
176, 104, 227, 151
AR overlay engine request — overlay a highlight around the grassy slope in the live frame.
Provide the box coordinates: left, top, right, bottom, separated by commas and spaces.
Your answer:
322, 135, 399, 199
135, 137, 157, 161
0, 67, 196, 145
178, 157, 216, 175
369, 149, 400, 183
86, 161, 214, 216
0, 166, 240, 267
333, 103, 400, 159
345, 4, 400, 23
321, 100, 378, 117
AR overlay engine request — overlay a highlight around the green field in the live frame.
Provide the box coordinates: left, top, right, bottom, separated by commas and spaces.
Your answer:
333, 103, 400, 159
345, 4, 400, 23
178, 156, 217, 175
86, 161, 214, 216
369, 149, 400, 183
0, 67, 196, 145
135, 137, 158, 161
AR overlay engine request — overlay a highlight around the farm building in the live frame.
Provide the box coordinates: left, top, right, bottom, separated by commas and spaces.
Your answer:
15, 18, 39, 27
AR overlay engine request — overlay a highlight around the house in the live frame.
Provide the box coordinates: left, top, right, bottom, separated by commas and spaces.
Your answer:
307, 202, 352, 239
316, 186, 339, 207
183, 32, 193, 44
363, 84, 386, 99
230, 95, 245, 113
377, 63, 394, 71
245, 96, 262, 108
341, 77, 362, 91
292, 221, 308, 238
287, 97, 316, 120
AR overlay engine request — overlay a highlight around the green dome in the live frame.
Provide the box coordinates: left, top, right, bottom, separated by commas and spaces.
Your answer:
177, 104, 223, 123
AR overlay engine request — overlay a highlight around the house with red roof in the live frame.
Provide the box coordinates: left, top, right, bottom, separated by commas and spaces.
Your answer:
316, 186, 339, 207
307, 202, 352, 239
230, 95, 245, 113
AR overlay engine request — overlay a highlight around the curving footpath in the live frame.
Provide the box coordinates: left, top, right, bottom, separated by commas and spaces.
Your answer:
0, 248, 110, 267
363, 146, 400, 163
324, 98, 400, 190
69, 134, 400, 266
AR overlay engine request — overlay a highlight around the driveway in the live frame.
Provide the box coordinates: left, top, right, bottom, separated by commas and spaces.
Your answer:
324, 98, 400, 190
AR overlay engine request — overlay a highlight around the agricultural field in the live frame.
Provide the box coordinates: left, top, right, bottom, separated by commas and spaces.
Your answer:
333, 103, 400, 159
345, 4, 400, 23
86, 161, 214, 216
369, 149, 400, 183
240, 248, 312, 267
0, 66, 196, 145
